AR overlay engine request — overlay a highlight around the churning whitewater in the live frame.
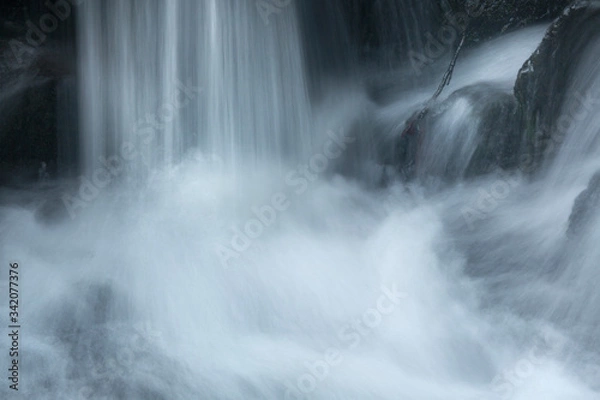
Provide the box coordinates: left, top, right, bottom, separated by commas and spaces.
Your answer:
1, 1, 600, 399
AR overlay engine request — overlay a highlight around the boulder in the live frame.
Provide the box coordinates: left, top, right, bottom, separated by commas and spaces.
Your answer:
379, 84, 522, 182
445, 0, 571, 41
567, 171, 600, 237
514, 0, 600, 170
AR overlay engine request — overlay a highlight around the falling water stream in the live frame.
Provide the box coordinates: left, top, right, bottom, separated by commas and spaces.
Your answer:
77, 0, 312, 175
1, 1, 600, 399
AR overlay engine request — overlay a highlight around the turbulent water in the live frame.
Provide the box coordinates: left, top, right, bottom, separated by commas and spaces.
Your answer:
2, 2, 600, 400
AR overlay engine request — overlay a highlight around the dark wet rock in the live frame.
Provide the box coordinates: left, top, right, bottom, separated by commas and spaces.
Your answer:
0, 76, 59, 184
0, 49, 79, 185
567, 171, 600, 237
297, 0, 449, 99
445, 0, 571, 41
460, 88, 523, 177
379, 84, 523, 182
327, 0, 445, 65
0, 1, 78, 186
299, 0, 570, 80
514, 0, 600, 171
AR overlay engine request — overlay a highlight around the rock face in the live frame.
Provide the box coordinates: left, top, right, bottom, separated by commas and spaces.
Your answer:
379, 0, 600, 182
0, 0, 77, 185
297, 0, 448, 100
368, 0, 588, 182
568, 171, 600, 237
456, 86, 523, 178
379, 84, 523, 182
0, 76, 58, 184
446, 0, 571, 41
514, 0, 600, 170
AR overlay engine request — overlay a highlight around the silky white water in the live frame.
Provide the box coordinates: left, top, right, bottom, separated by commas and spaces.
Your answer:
77, 0, 312, 175
1, 6, 600, 400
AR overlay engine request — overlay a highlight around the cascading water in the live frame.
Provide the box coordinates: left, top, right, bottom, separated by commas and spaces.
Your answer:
78, 0, 313, 175
2, 1, 600, 400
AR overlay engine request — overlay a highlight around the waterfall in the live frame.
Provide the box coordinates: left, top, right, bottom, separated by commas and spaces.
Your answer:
3, 1, 600, 399
77, 0, 313, 175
